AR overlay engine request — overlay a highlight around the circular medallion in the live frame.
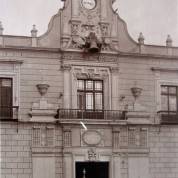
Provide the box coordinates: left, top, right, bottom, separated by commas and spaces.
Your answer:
81, 0, 96, 10
82, 130, 101, 146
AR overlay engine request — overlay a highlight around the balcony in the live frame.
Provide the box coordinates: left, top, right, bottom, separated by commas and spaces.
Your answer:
56, 109, 127, 120
0, 106, 19, 121
158, 111, 178, 124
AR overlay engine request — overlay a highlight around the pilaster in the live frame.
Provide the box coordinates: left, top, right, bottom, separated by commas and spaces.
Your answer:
110, 66, 119, 110
62, 64, 72, 109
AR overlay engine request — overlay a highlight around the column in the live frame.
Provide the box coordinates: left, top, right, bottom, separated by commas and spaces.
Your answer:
63, 64, 72, 109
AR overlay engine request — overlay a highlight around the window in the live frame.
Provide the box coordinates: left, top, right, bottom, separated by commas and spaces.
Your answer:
160, 85, 178, 124
0, 61, 21, 120
0, 78, 13, 119
77, 79, 104, 119
77, 79, 103, 110
161, 85, 178, 112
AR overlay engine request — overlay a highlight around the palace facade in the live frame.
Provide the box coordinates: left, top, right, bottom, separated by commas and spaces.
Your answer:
0, 0, 178, 178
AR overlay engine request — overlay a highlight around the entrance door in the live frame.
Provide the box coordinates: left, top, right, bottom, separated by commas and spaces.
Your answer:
76, 162, 109, 178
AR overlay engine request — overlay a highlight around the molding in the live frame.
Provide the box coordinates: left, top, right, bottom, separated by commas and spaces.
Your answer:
1, 46, 178, 60
61, 64, 72, 71
151, 67, 178, 72
110, 66, 119, 73
0, 59, 23, 64
61, 51, 118, 62
118, 51, 178, 60
113, 148, 149, 154
0, 46, 61, 52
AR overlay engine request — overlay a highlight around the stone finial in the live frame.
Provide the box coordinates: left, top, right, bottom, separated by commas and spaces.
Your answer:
166, 34, 172, 47
31, 25, 38, 37
0, 21, 4, 35
138, 32, 145, 45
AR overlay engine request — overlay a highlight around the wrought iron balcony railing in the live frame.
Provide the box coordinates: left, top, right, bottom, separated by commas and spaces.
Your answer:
0, 106, 19, 121
56, 109, 127, 120
158, 111, 178, 124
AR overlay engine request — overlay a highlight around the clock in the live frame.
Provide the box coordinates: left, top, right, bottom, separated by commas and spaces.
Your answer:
82, 0, 96, 10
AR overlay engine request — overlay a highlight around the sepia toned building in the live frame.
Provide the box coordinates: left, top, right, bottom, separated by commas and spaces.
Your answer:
0, 0, 178, 178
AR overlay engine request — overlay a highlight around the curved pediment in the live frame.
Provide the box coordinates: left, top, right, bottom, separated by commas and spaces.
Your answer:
38, 0, 139, 53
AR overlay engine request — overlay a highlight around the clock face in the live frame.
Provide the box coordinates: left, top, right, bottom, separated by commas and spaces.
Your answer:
82, 0, 96, 10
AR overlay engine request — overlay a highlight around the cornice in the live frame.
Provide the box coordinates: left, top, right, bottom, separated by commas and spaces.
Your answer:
118, 51, 178, 60
0, 46, 61, 53
0, 46, 178, 60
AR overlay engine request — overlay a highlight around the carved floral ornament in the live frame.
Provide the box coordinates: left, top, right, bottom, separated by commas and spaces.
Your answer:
72, 66, 110, 80
61, 64, 119, 79
69, 17, 114, 52
88, 148, 97, 161
61, 52, 118, 62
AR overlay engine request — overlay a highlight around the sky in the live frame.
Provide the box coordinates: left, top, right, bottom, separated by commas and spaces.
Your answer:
0, 0, 178, 46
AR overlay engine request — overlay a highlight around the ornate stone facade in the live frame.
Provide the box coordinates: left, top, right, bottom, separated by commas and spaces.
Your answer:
0, 1, 178, 178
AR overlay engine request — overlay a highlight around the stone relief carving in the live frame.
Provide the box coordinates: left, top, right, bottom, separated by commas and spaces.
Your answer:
81, 129, 104, 147
70, 20, 81, 36
73, 66, 109, 80
82, 130, 102, 146
88, 148, 97, 161
113, 127, 148, 149
119, 127, 128, 147
79, 4, 100, 27
100, 22, 109, 37
65, 4, 118, 52
32, 125, 55, 147
61, 52, 118, 62
63, 130, 72, 147
61, 0, 120, 52
120, 154, 128, 178
113, 131, 120, 148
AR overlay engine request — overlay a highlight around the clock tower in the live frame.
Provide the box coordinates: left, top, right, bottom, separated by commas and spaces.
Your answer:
60, 0, 121, 53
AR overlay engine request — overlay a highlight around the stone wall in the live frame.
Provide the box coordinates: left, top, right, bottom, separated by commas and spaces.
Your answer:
0, 122, 63, 178
0, 122, 32, 178
149, 126, 178, 178
19, 51, 63, 121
